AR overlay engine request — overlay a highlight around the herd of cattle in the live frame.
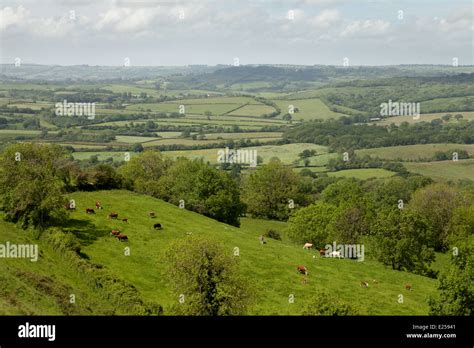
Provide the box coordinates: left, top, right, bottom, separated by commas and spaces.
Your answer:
296, 243, 413, 291
67, 200, 164, 243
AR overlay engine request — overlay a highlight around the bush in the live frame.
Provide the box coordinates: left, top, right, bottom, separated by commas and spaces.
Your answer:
264, 229, 282, 240
46, 228, 81, 254
165, 236, 254, 315
302, 290, 359, 315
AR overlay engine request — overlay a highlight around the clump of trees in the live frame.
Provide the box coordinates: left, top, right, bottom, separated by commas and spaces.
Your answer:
120, 151, 245, 226
428, 206, 473, 316
285, 177, 472, 277
241, 159, 308, 220
165, 236, 254, 315
0, 143, 71, 230
284, 119, 474, 152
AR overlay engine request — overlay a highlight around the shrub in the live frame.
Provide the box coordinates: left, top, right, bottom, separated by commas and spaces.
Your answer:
264, 229, 282, 240
302, 290, 359, 315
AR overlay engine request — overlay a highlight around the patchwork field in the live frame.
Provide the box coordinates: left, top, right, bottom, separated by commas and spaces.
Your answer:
271, 98, 344, 120
403, 159, 474, 181
356, 144, 474, 161
374, 112, 474, 125
162, 143, 329, 165
326, 168, 396, 180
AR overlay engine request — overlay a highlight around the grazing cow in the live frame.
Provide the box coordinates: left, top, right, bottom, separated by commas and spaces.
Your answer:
117, 234, 128, 242
122, 218, 128, 223
297, 265, 308, 276
86, 208, 95, 214
149, 212, 156, 218
110, 230, 120, 237
328, 251, 343, 259
154, 223, 162, 230
405, 284, 412, 291
95, 201, 103, 209
360, 281, 369, 288
303, 243, 313, 250
319, 249, 326, 256
258, 235, 266, 244
108, 212, 118, 219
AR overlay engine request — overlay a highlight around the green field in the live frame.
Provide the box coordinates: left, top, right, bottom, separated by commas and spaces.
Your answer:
163, 143, 329, 165
296, 153, 339, 167
404, 159, 474, 181
227, 104, 276, 117
114, 135, 162, 143
356, 144, 474, 161
0, 190, 439, 315
375, 112, 474, 125
272, 98, 344, 120
72, 152, 137, 161
327, 168, 396, 180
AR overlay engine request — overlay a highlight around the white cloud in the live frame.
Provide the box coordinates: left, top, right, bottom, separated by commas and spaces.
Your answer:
310, 9, 341, 28
341, 19, 390, 37
0, 5, 29, 31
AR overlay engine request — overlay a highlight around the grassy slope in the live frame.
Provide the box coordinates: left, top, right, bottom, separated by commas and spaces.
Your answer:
61, 190, 437, 315
356, 144, 474, 161
0, 218, 144, 315
403, 159, 474, 181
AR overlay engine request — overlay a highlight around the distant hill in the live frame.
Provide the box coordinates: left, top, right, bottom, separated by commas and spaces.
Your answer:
1, 64, 472, 83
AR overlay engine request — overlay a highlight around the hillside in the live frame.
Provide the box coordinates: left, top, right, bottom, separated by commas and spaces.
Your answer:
0, 190, 441, 315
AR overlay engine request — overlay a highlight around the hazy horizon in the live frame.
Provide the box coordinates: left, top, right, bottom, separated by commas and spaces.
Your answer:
1, 0, 472, 67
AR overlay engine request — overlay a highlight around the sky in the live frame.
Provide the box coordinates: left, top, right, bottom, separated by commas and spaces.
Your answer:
0, 0, 472, 66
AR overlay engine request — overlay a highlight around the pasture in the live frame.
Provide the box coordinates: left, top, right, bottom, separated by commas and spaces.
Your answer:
65, 190, 438, 314
271, 98, 344, 120
163, 143, 329, 165
326, 168, 396, 180
403, 159, 474, 182
374, 112, 474, 125
356, 144, 474, 161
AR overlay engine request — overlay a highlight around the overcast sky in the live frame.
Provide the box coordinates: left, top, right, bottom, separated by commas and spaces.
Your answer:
0, 0, 472, 66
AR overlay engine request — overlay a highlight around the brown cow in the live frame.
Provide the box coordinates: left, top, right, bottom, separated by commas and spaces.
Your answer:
149, 212, 156, 218
297, 265, 308, 276
110, 230, 120, 237
319, 248, 326, 256
405, 284, 412, 291
86, 208, 95, 214
108, 212, 118, 219
95, 201, 103, 209
360, 281, 369, 288
122, 218, 128, 223
117, 234, 128, 242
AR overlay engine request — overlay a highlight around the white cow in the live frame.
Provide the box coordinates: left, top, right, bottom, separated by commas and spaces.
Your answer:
303, 243, 313, 250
